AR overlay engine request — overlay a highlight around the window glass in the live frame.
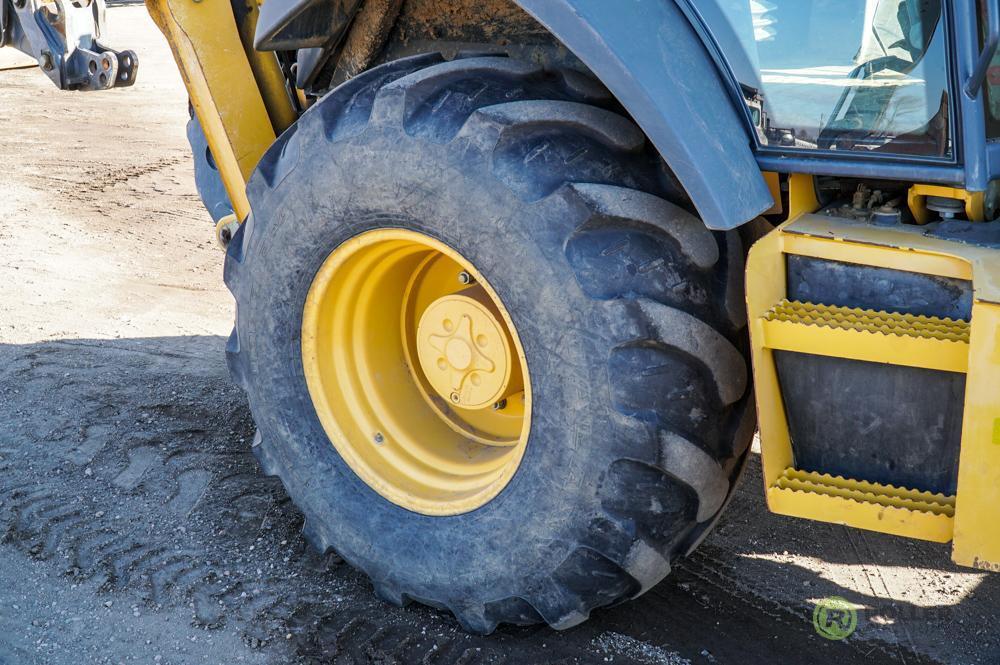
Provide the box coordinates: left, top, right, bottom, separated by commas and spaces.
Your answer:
984, 0, 1000, 137
700, 0, 952, 158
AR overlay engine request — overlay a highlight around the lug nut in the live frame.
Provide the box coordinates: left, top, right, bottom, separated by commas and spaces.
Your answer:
492, 399, 508, 411
458, 271, 475, 285
373, 432, 384, 445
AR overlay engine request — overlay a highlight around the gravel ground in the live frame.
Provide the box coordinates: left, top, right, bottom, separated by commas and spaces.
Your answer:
1, 8, 997, 665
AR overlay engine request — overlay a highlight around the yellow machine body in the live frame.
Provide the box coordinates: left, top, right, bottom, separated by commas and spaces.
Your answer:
747, 192, 1000, 570
146, 0, 295, 220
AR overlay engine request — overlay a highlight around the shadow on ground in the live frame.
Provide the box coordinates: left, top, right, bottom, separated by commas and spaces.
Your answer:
0, 334, 971, 664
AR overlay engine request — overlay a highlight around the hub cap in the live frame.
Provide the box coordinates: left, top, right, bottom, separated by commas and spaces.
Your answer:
416, 292, 519, 410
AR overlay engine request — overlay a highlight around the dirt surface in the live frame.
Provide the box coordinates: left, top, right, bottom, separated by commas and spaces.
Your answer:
1, 8, 998, 665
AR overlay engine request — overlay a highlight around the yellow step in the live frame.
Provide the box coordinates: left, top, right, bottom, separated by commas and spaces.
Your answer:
760, 300, 970, 373
767, 468, 955, 543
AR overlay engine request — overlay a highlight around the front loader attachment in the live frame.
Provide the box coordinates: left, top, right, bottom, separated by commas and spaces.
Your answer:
1, 0, 137, 90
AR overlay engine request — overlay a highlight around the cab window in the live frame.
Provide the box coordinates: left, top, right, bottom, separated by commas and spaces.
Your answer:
701, 0, 952, 158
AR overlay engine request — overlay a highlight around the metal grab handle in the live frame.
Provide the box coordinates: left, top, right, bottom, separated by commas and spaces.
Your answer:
967, 0, 1000, 98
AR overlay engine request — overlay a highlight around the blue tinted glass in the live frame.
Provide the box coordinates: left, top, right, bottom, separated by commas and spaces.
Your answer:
700, 0, 951, 158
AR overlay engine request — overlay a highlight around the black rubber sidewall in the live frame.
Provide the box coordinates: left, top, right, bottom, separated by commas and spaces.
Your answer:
239, 124, 634, 605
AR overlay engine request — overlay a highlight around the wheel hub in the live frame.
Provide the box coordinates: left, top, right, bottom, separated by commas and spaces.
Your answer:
300, 229, 531, 515
417, 293, 514, 409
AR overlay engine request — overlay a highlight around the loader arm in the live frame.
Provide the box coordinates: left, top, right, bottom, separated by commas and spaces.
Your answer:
144, 0, 296, 220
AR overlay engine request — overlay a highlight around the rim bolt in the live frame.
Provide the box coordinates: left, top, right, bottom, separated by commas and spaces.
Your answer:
458, 271, 475, 285
493, 399, 508, 411
373, 432, 384, 445
450, 392, 461, 403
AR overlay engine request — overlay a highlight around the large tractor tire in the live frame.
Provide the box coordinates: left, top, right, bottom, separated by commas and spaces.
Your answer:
225, 53, 755, 633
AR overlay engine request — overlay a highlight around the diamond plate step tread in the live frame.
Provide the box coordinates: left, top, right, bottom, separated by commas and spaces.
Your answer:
773, 468, 955, 516
765, 300, 970, 343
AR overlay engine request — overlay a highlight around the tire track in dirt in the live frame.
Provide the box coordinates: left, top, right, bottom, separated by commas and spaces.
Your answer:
0, 339, 638, 664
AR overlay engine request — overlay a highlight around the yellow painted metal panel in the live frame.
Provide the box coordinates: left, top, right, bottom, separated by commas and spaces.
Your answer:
952, 302, 1000, 569
146, 0, 278, 219
767, 486, 954, 543
782, 215, 1000, 303
762, 171, 782, 216
776, 469, 954, 515
762, 319, 968, 373
233, 2, 298, 134
907, 184, 985, 224
747, 204, 1000, 559
745, 228, 794, 490
786, 173, 820, 219
766, 300, 970, 341
782, 232, 973, 282
761, 301, 970, 373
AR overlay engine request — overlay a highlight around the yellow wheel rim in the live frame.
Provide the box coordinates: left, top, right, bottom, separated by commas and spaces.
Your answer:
301, 229, 531, 515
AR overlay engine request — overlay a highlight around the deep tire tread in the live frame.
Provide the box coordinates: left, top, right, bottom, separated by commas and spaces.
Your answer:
228, 55, 754, 634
